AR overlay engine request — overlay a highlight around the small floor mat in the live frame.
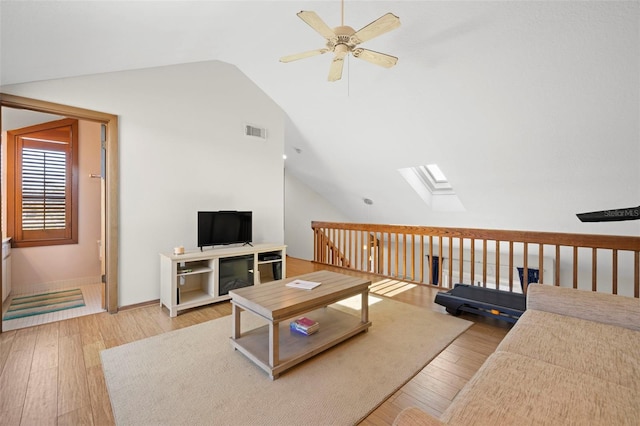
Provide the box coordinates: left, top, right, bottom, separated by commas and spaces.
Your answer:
3, 288, 85, 320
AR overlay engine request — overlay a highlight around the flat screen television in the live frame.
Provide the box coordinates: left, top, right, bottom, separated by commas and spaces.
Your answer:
198, 211, 252, 249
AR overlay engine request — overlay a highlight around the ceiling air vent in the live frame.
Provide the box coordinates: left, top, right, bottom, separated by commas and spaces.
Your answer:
244, 124, 267, 140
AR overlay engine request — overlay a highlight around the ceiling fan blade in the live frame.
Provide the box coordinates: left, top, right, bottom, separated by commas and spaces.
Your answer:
352, 48, 398, 68
352, 13, 400, 44
297, 10, 336, 40
576, 205, 640, 222
328, 51, 347, 82
280, 48, 329, 63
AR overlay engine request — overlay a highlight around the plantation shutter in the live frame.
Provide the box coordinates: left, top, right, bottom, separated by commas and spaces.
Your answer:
21, 144, 68, 231
7, 118, 79, 247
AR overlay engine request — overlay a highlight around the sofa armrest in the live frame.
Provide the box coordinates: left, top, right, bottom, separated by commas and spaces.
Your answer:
393, 407, 445, 426
527, 284, 640, 331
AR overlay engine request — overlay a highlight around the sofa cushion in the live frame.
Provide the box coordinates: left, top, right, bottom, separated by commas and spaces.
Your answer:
527, 284, 640, 331
440, 351, 640, 425
497, 309, 640, 390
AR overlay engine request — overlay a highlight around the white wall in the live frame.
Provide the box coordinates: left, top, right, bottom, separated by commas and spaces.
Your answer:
284, 170, 349, 261
1, 61, 285, 306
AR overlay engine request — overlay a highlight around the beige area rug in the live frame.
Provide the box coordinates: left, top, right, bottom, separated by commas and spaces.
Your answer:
101, 296, 471, 425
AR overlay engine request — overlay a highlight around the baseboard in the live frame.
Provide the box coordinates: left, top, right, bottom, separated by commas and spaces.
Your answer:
118, 299, 160, 312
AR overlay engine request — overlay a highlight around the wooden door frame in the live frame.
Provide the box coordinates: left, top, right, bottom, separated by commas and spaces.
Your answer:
0, 93, 119, 331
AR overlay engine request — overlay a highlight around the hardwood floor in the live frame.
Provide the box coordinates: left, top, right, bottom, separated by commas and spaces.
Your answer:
0, 257, 512, 425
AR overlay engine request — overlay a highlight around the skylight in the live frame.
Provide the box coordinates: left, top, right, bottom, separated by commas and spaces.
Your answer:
425, 164, 448, 184
401, 164, 453, 194
398, 164, 465, 212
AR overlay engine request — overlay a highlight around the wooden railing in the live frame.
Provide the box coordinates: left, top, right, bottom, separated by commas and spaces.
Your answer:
312, 222, 640, 298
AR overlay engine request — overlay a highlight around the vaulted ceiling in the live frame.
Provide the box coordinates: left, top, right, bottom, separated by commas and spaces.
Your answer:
2, 1, 638, 236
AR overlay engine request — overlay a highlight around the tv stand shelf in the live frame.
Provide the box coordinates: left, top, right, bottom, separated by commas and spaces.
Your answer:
160, 243, 286, 317
177, 265, 212, 276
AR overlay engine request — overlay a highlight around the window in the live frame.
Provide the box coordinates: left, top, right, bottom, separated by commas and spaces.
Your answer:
6, 118, 79, 247
398, 163, 465, 212
398, 164, 454, 195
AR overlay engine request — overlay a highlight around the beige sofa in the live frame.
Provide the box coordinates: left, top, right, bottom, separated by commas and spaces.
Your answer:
394, 284, 640, 425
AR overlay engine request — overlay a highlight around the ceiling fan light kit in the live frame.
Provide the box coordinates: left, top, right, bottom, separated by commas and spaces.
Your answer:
280, 2, 401, 82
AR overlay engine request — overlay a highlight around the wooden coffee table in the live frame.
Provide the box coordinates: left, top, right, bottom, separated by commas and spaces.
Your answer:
229, 270, 371, 379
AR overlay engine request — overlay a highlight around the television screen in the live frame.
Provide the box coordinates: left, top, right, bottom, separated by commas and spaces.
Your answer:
198, 211, 252, 248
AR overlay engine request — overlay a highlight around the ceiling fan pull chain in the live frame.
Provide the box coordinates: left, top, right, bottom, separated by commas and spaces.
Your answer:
348, 54, 350, 97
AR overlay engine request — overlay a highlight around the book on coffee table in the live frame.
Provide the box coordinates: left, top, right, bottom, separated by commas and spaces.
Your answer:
290, 316, 320, 335
286, 279, 321, 290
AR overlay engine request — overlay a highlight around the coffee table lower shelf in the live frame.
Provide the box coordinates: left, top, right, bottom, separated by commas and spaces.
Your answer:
230, 306, 371, 379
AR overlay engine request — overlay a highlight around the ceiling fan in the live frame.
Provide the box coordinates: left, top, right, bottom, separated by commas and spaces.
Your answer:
279, 0, 401, 82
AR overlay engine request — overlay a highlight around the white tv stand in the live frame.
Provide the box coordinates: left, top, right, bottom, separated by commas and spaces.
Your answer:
159, 243, 286, 317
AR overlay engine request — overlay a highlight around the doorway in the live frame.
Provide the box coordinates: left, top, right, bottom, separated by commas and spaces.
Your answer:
0, 93, 119, 333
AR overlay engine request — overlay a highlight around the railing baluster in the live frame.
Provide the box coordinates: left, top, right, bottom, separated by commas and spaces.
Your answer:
363, 232, 368, 272
320, 229, 325, 263
438, 236, 444, 287
523, 243, 529, 294
394, 233, 399, 278
419, 235, 424, 284
386, 232, 391, 277
339, 229, 342, 265
373, 232, 377, 273
429, 236, 434, 285
319, 229, 322, 263
339, 229, 344, 266
573, 246, 579, 289
402, 233, 407, 279
612, 249, 618, 295
538, 244, 544, 284
448, 238, 454, 288
354, 230, 359, 271
459, 238, 464, 284
343, 229, 347, 266
347, 229, 352, 269
325, 228, 328, 263
361, 231, 365, 271
348, 228, 351, 268
635, 251, 639, 298
508, 241, 514, 292
323, 229, 327, 264
482, 239, 487, 287
411, 234, 416, 281
329, 228, 334, 265
351, 229, 355, 268
495, 241, 500, 291
555, 245, 561, 286
592, 248, 597, 292
470, 239, 475, 285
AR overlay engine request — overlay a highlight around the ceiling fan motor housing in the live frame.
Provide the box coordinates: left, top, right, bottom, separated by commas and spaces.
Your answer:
327, 26, 357, 51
